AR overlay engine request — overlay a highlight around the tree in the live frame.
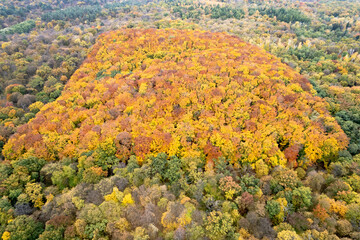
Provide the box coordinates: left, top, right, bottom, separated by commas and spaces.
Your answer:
150, 153, 167, 178
292, 186, 312, 210
336, 219, 352, 237
246, 211, 276, 239
218, 176, 242, 200
273, 169, 301, 190
265, 199, 284, 225
38, 225, 64, 240
240, 174, 260, 195
346, 203, 360, 225
51, 166, 78, 190
12, 156, 46, 181
25, 182, 44, 208
165, 156, 182, 184
17, 94, 36, 109
277, 230, 302, 240
205, 211, 233, 240
132, 227, 150, 240
127, 156, 140, 173
4, 215, 44, 240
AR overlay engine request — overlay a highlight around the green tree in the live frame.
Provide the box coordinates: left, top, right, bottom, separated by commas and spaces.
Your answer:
165, 156, 182, 184
12, 156, 46, 181
265, 200, 281, 220
38, 226, 64, 240
127, 156, 139, 173
150, 153, 168, 178
51, 166, 78, 190
5, 215, 44, 240
292, 186, 312, 210
346, 203, 360, 225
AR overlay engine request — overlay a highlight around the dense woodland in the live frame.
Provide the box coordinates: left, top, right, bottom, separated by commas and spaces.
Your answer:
0, 0, 360, 239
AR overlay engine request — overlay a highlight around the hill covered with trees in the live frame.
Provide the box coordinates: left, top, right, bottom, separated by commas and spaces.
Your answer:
3, 29, 348, 169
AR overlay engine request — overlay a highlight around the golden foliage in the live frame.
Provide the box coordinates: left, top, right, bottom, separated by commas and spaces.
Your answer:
1, 231, 10, 240
122, 193, 134, 206
3, 29, 348, 168
277, 230, 302, 240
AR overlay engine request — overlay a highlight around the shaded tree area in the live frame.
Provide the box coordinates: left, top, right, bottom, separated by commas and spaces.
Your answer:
210, 5, 245, 20
251, 7, 311, 24
41, 6, 102, 23
0, 20, 36, 40
170, 2, 244, 20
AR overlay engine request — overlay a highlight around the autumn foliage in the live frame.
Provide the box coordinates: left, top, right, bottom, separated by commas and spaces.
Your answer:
3, 29, 348, 168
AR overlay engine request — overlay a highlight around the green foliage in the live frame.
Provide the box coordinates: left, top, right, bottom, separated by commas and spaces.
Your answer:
5, 215, 44, 240
82, 167, 106, 184
210, 6, 244, 20
150, 153, 168, 178
335, 116, 360, 154
12, 156, 46, 181
0, 163, 13, 182
38, 226, 64, 240
292, 186, 312, 210
240, 174, 260, 195
274, 222, 295, 233
28, 76, 44, 91
266, 200, 281, 219
149, 154, 182, 184
0, 198, 12, 212
186, 225, 205, 240
255, 7, 311, 23
165, 156, 182, 184
84, 220, 107, 239
346, 203, 360, 224
288, 47, 326, 62
79, 204, 104, 225
204, 176, 222, 200
345, 174, 360, 193
213, 157, 231, 176
0, 5, 28, 19
94, 141, 120, 170
131, 167, 148, 187
0, 20, 35, 36
127, 156, 140, 173
41, 6, 101, 22
270, 179, 285, 194
173, 5, 202, 20
51, 165, 78, 190
96, 69, 107, 80
5, 85, 27, 95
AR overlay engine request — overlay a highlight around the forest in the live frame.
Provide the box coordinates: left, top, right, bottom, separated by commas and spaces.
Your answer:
0, 0, 360, 239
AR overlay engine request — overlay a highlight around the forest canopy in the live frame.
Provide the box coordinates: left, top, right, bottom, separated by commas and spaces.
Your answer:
0, 0, 359, 239
3, 29, 348, 171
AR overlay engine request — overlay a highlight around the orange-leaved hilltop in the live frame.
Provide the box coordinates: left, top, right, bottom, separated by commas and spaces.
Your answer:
3, 29, 348, 170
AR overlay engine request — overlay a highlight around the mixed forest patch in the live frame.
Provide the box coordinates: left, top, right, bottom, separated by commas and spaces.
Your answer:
0, 0, 360, 239
1, 28, 359, 240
